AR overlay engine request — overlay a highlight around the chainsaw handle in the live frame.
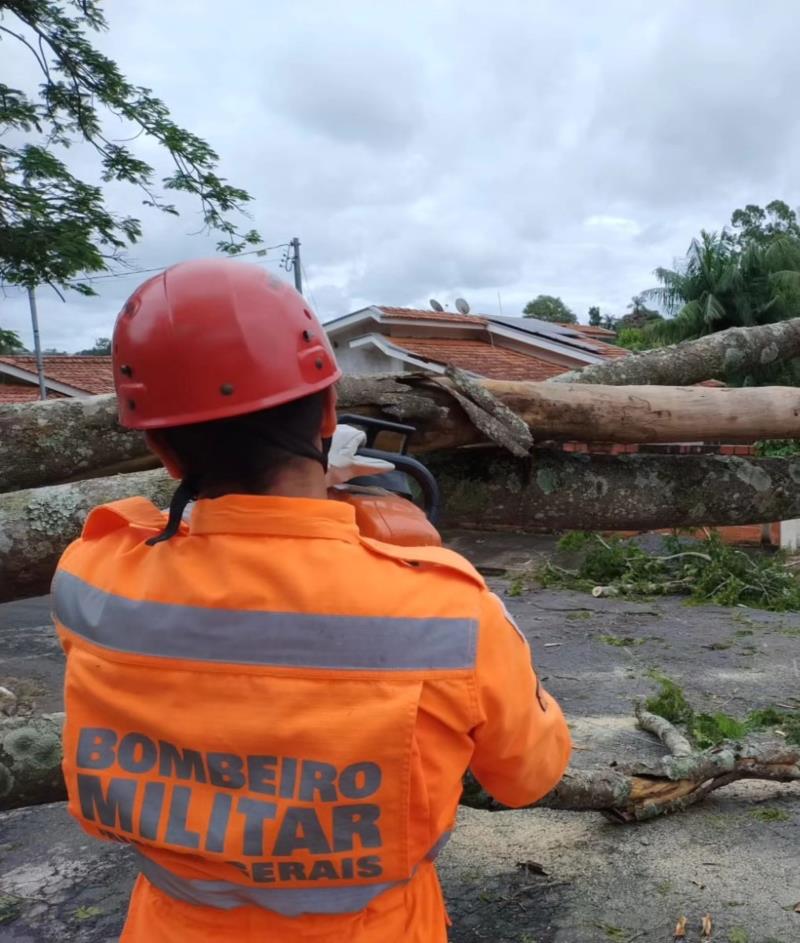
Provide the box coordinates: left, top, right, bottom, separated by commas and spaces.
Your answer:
357, 447, 441, 526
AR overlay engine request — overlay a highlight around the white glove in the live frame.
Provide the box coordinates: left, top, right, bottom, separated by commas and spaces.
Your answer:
325, 424, 395, 486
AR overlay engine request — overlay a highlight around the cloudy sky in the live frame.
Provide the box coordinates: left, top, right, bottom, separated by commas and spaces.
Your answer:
3, 0, 800, 351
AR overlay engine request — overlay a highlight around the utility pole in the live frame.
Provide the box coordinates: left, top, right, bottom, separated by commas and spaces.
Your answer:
290, 237, 302, 294
27, 287, 47, 401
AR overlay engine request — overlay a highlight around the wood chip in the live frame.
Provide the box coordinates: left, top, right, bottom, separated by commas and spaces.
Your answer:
701, 913, 713, 937
794, 901, 800, 913
543, 642, 563, 648
691, 879, 706, 890
674, 914, 687, 938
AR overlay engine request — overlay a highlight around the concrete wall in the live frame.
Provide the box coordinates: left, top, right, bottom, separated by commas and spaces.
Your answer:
334, 344, 407, 376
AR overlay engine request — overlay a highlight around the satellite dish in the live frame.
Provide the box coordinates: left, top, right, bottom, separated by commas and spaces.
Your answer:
455, 297, 470, 315
429, 299, 444, 312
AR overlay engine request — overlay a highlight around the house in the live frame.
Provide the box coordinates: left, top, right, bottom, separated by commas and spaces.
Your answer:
324, 305, 627, 380
324, 304, 793, 547
0, 356, 114, 403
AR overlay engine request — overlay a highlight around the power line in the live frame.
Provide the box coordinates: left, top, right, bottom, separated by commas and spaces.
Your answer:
300, 258, 321, 317
65, 243, 290, 285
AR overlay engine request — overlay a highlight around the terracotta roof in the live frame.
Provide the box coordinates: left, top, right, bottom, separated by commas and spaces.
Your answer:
578, 338, 628, 359
0, 355, 114, 394
389, 337, 568, 381
0, 383, 64, 403
562, 323, 617, 339
377, 306, 487, 325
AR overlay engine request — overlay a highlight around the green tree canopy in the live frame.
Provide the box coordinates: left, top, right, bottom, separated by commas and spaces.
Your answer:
0, 1, 260, 295
728, 200, 800, 249
0, 326, 24, 354
616, 294, 662, 331
523, 294, 576, 323
76, 336, 111, 355
588, 305, 601, 326
643, 205, 800, 383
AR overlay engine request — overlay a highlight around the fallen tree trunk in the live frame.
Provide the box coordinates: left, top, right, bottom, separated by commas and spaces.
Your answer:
553, 317, 800, 385
0, 394, 146, 493
6, 377, 800, 492
5, 450, 800, 602
0, 469, 172, 603
462, 708, 800, 822
0, 712, 65, 809
3, 708, 796, 822
429, 447, 800, 533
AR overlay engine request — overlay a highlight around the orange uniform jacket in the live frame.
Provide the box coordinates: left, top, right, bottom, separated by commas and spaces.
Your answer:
54, 494, 571, 942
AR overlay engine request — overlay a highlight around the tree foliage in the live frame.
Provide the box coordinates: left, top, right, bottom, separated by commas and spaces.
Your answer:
76, 335, 110, 355
0, 326, 24, 353
642, 203, 800, 382
0, 0, 260, 294
622, 294, 662, 328
543, 531, 800, 611
588, 305, 601, 326
523, 294, 576, 323
729, 199, 800, 249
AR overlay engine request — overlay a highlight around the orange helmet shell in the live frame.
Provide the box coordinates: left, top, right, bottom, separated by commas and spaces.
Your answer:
112, 259, 340, 429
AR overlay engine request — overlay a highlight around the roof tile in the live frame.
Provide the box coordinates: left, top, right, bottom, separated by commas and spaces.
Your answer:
378, 306, 487, 325
0, 383, 64, 403
389, 337, 568, 381
0, 355, 114, 394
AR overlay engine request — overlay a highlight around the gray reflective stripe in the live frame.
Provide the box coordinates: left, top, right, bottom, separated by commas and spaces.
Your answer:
426, 829, 452, 861
53, 571, 476, 670
134, 850, 403, 916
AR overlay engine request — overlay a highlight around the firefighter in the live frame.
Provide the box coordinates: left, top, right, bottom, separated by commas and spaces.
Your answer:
53, 258, 571, 942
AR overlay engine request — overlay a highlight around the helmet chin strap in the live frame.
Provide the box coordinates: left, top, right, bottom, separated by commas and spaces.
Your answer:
146, 476, 200, 546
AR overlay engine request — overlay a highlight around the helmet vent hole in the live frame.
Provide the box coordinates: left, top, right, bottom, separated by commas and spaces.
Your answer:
128, 399, 136, 410
120, 364, 133, 377
220, 383, 235, 396
302, 330, 314, 342
315, 358, 323, 370
303, 309, 313, 320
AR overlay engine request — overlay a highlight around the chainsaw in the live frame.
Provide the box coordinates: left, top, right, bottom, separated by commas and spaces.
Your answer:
327, 415, 442, 547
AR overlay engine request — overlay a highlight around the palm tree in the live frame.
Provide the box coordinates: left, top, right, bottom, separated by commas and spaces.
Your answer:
643, 230, 800, 347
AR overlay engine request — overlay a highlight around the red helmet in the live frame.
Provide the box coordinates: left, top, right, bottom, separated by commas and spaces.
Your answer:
113, 258, 341, 430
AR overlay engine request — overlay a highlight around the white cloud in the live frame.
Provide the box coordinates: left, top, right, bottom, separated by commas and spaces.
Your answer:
3, 0, 800, 349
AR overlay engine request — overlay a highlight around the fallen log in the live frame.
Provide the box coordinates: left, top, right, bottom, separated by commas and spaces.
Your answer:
429, 447, 800, 533
553, 317, 800, 385
6, 377, 800, 492
0, 394, 146, 493
462, 708, 800, 822
2, 708, 796, 822
0, 469, 172, 603
0, 712, 65, 809
5, 450, 800, 602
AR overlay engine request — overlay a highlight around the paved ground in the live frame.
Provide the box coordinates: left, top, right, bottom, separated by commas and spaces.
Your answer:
1, 530, 799, 942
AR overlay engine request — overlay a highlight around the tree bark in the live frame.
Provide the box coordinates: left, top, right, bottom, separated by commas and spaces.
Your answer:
0, 712, 65, 810
428, 447, 800, 533
6, 377, 800, 492
5, 450, 800, 602
0, 469, 172, 603
552, 317, 800, 385
2, 709, 796, 823
0, 394, 146, 492
462, 708, 800, 823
